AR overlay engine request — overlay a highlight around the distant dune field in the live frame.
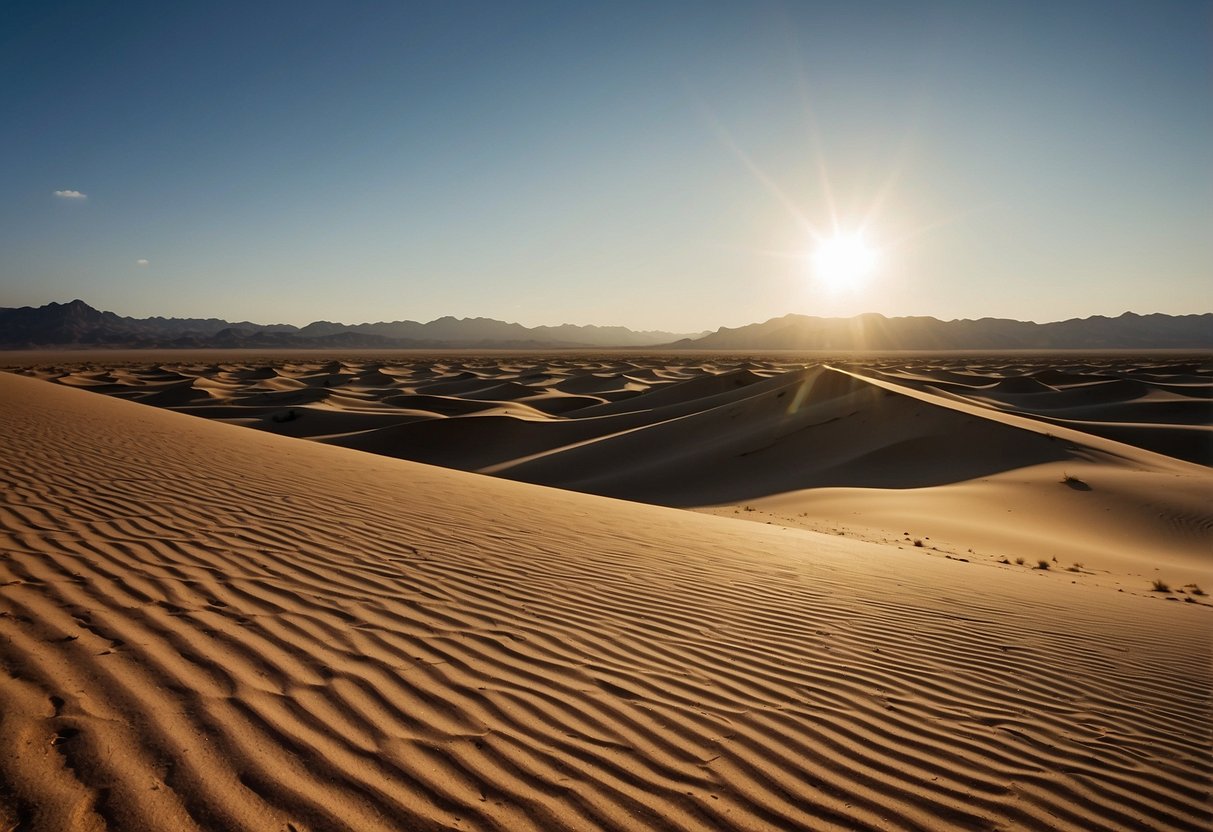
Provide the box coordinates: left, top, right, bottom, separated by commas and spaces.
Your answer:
1, 354, 1210, 831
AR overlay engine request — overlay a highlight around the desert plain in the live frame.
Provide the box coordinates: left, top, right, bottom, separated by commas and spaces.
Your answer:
0, 350, 1209, 831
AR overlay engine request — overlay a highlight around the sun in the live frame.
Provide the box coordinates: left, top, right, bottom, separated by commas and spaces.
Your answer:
812, 233, 878, 291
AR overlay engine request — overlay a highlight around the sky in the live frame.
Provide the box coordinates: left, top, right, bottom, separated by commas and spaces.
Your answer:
1, 0, 1209, 332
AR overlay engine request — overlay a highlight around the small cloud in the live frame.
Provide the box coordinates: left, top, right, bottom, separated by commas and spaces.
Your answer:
136, 259, 150, 267
54, 189, 87, 199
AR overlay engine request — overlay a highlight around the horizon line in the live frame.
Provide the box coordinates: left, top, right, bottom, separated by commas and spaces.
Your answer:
12, 298, 1213, 334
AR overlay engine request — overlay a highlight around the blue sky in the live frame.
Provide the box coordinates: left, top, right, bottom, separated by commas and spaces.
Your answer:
1, 0, 1209, 330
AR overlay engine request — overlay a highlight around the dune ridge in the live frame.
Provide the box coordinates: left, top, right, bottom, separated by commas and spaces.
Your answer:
0, 371, 1210, 830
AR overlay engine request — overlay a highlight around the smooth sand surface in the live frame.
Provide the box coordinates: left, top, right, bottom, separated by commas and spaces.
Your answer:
0, 367, 1210, 830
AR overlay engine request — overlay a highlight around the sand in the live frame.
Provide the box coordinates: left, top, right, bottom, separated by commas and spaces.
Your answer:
1, 355, 1211, 830
12, 352, 1211, 586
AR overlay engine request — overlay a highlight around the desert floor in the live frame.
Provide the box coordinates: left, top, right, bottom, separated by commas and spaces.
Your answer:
1, 351, 1210, 831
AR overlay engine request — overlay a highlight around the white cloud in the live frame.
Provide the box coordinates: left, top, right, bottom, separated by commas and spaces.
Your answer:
54, 189, 87, 199
136, 259, 150, 267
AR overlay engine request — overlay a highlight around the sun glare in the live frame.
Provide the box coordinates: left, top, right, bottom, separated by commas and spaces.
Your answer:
812, 233, 878, 292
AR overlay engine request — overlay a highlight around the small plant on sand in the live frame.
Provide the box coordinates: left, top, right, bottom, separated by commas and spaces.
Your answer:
913, 539, 924, 548
1060, 472, 1091, 490
1036, 559, 1050, 570
1151, 578, 1170, 593
742, 505, 755, 512
1015, 557, 1025, 566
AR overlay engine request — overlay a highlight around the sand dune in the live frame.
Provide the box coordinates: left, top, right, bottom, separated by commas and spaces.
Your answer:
491, 366, 1089, 498
16, 354, 1209, 584
0, 371, 1210, 831
867, 361, 1212, 459
20, 354, 1209, 460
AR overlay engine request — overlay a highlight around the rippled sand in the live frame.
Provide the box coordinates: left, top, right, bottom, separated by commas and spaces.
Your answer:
1, 353, 1210, 831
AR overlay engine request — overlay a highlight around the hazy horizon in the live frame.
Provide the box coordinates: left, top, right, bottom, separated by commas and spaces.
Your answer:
3, 1, 1210, 331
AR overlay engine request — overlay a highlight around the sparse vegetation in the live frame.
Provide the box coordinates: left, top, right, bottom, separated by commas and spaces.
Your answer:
1060, 472, 1089, 489
1151, 578, 1170, 593
742, 505, 755, 512
1187, 584, 1205, 596
1037, 560, 1050, 570
1015, 557, 1025, 566
913, 539, 924, 548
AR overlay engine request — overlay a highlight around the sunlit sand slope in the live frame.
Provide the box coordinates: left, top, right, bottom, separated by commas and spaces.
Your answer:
1, 372, 1209, 831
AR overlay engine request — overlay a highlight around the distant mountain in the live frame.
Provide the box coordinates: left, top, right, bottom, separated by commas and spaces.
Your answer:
3, 301, 1207, 350
297, 315, 690, 347
0, 300, 704, 349
0, 300, 302, 348
666, 312, 1213, 350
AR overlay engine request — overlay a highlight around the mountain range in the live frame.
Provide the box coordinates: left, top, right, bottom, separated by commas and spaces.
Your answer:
0, 300, 703, 349
671, 311, 1213, 350
1, 300, 1210, 350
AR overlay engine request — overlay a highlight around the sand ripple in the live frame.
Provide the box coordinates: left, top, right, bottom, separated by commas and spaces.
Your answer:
0, 372, 1209, 831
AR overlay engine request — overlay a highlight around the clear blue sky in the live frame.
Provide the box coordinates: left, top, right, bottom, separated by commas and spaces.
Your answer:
2, 0, 1209, 330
